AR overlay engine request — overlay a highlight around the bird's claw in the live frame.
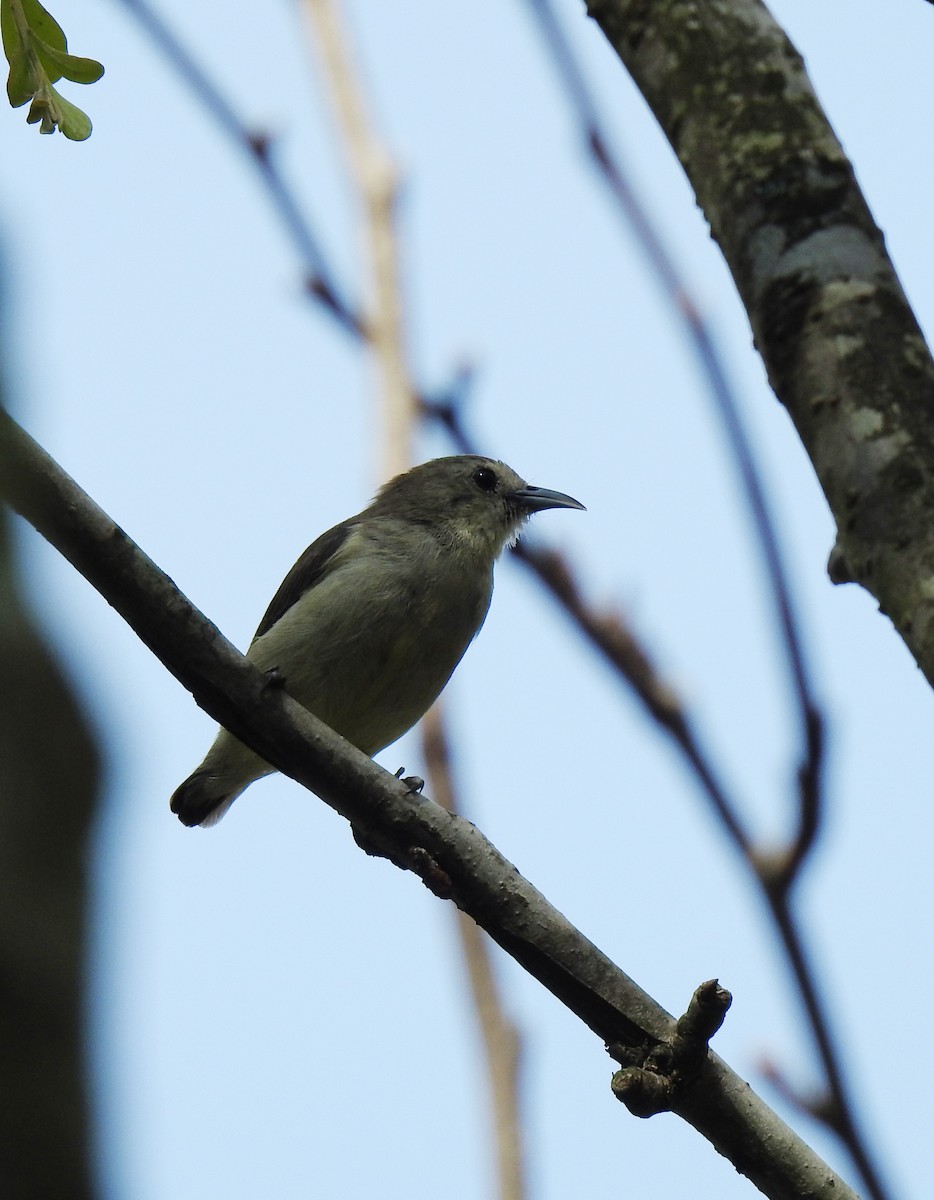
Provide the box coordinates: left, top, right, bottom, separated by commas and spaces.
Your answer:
394, 768, 425, 795
263, 665, 286, 689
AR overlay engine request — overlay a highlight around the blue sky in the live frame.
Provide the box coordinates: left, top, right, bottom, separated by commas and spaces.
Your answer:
4, 2, 933, 1197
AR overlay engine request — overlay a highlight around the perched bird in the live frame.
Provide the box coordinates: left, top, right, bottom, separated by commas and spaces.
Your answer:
170, 455, 584, 827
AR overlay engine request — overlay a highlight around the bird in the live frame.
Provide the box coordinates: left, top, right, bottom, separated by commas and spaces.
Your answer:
170, 454, 584, 827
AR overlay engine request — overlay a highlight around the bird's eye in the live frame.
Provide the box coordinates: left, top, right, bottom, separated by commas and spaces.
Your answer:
473, 466, 498, 493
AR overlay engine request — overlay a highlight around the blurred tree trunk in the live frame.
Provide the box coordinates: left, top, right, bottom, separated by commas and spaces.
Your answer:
0, 398, 101, 1199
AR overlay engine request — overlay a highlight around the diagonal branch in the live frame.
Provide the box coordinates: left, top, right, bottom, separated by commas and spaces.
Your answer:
0, 408, 859, 1200
587, 0, 934, 699
114, 0, 364, 336
524, 0, 824, 874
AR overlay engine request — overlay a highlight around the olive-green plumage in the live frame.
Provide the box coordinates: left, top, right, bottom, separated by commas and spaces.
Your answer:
170, 455, 583, 827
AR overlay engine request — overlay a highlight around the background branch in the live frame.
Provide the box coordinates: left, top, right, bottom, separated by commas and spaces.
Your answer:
300, 6, 530, 1194
302, 0, 416, 477
114, 0, 364, 335
423, 710, 527, 1200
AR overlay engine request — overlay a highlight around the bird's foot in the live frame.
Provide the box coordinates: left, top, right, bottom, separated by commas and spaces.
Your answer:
263, 665, 287, 690
394, 768, 425, 795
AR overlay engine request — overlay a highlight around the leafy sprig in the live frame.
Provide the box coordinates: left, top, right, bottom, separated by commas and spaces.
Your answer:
1, 0, 103, 140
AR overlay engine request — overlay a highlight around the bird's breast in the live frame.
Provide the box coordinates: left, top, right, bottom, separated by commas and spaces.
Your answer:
247, 541, 493, 755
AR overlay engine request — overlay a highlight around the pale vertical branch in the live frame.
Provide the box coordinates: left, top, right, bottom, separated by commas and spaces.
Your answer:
300, 6, 528, 1197
423, 707, 527, 1200
301, 0, 415, 480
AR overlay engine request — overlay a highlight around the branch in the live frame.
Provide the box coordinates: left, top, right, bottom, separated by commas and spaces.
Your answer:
423, 707, 528, 1200
301, 5, 527, 1193
437, 386, 878, 1195
113, 0, 364, 336
516, 6, 894, 1195
301, 0, 416, 478
524, 0, 825, 873
0, 410, 860, 1200
513, 541, 753, 851
587, 0, 934, 696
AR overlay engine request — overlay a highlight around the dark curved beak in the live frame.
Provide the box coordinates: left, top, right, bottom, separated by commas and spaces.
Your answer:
511, 485, 586, 514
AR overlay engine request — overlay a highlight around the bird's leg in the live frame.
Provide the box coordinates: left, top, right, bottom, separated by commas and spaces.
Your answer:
262, 665, 287, 689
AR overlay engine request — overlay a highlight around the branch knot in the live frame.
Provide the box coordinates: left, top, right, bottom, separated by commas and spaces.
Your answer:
610, 979, 732, 1118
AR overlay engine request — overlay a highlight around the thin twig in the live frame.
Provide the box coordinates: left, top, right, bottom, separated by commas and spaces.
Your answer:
521, 5, 888, 1198
418, 390, 755, 853
514, 542, 753, 855
423, 708, 527, 1200
113, 0, 364, 337
521, 0, 824, 883
300, 5, 528, 1195
301, 0, 416, 477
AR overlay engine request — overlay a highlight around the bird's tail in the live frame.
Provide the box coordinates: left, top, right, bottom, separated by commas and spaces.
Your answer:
171, 727, 274, 827
170, 770, 247, 828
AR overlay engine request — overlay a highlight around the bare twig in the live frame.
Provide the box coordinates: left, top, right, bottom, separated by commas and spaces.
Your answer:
113, 0, 364, 336
522, 0, 824, 877
521, 4, 889, 1197
760, 1060, 839, 1130
300, 6, 527, 1195
514, 542, 754, 854
301, 0, 416, 477
423, 708, 527, 1200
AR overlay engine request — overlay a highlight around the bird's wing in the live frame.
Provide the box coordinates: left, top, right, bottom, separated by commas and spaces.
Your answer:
251, 519, 357, 642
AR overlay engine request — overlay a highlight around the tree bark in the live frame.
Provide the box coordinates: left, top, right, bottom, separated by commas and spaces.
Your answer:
588, 0, 934, 687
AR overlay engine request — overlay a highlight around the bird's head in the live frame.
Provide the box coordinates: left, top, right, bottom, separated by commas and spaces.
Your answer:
371, 455, 585, 559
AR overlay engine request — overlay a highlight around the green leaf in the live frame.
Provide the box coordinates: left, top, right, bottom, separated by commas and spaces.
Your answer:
5, 44, 34, 107
25, 78, 90, 138
53, 86, 90, 140
33, 38, 103, 85
19, 0, 65, 53
0, 0, 101, 138
1, 0, 35, 105
0, 0, 18, 62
